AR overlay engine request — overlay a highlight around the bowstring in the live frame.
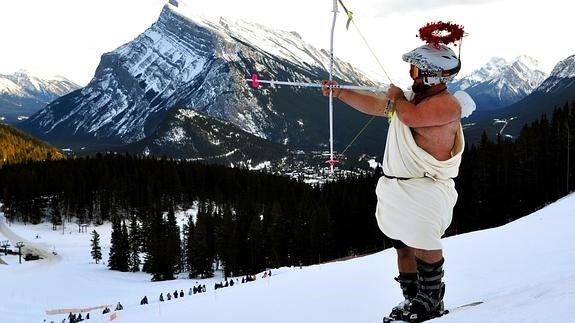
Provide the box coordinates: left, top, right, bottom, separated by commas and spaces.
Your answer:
334, 0, 393, 160
337, 0, 394, 84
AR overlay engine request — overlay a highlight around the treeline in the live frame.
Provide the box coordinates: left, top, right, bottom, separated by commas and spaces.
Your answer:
453, 101, 575, 234
0, 123, 65, 167
0, 101, 573, 280
0, 154, 382, 279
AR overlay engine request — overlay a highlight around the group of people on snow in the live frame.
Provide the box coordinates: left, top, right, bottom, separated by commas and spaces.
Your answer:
65, 311, 89, 323
158, 289, 188, 301
214, 270, 271, 290
59, 271, 273, 322
190, 283, 207, 294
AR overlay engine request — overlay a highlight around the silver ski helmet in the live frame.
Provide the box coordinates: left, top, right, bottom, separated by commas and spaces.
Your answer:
402, 44, 460, 85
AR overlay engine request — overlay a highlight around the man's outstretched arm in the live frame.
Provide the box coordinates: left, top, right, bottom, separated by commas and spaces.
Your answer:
321, 80, 389, 117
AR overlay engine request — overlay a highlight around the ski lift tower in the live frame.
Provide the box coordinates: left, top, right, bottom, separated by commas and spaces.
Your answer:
1, 240, 9, 255
15, 241, 24, 264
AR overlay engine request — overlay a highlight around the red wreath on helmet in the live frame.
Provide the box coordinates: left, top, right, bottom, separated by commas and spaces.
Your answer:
418, 21, 465, 48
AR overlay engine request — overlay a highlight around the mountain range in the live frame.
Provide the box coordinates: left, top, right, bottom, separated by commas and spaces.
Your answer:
448, 55, 548, 112
0, 71, 79, 124
461, 54, 575, 140
12, 2, 575, 165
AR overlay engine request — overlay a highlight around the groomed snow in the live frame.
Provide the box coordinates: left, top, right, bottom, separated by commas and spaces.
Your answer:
1, 193, 574, 323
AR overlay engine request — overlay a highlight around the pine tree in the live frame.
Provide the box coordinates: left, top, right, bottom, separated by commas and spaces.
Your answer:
90, 230, 102, 264
267, 200, 286, 268
142, 204, 180, 281
128, 213, 141, 272
119, 220, 130, 272
190, 202, 213, 278
108, 216, 129, 271
164, 207, 181, 279
246, 211, 264, 273
108, 217, 121, 270
184, 214, 195, 276
145, 208, 166, 280
50, 196, 62, 231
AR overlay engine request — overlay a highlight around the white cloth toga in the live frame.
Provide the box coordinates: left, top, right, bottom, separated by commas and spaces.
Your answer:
375, 113, 465, 250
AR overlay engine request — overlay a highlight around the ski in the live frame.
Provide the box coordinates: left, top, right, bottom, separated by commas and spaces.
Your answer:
382, 301, 483, 322
443, 301, 483, 314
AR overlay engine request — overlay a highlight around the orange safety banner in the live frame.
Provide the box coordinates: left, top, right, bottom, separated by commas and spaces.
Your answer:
45, 304, 112, 315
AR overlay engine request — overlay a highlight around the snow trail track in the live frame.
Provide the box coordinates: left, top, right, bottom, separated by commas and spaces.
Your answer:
0, 215, 60, 263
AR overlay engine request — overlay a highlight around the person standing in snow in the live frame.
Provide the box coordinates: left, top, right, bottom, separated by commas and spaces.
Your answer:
321, 23, 469, 322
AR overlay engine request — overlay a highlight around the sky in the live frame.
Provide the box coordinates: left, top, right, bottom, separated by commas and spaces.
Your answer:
1, 193, 574, 323
0, 0, 572, 87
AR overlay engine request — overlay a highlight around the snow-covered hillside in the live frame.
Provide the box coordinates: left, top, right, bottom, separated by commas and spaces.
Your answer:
1, 193, 574, 323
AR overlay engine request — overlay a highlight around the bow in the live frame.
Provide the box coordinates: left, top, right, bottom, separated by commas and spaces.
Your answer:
326, 0, 338, 171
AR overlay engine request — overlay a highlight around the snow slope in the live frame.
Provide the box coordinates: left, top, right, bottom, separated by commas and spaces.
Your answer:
1, 193, 574, 323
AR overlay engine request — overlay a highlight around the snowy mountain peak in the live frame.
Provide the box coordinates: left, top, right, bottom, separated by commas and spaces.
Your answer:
0, 71, 80, 125
470, 57, 507, 83
11, 70, 45, 92
549, 54, 575, 78
0, 71, 79, 97
514, 55, 546, 73
164, 4, 331, 71
460, 56, 545, 86
533, 54, 575, 93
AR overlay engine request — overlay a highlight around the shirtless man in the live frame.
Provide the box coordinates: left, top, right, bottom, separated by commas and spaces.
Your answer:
322, 43, 465, 322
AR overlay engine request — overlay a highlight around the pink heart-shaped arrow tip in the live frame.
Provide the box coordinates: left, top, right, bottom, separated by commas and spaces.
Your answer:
325, 159, 339, 166
251, 73, 260, 88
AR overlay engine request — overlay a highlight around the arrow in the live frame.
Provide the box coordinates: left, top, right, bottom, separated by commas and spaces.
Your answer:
247, 73, 387, 92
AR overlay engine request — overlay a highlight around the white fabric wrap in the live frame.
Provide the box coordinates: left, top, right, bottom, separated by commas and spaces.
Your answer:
375, 114, 465, 250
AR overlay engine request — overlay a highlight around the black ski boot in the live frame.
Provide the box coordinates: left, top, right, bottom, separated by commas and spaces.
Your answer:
385, 273, 418, 321
401, 258, 446, 322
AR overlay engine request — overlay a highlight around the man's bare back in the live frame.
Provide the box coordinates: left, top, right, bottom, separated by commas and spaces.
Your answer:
409, 92, 461, 161
411, 121, 460, 161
